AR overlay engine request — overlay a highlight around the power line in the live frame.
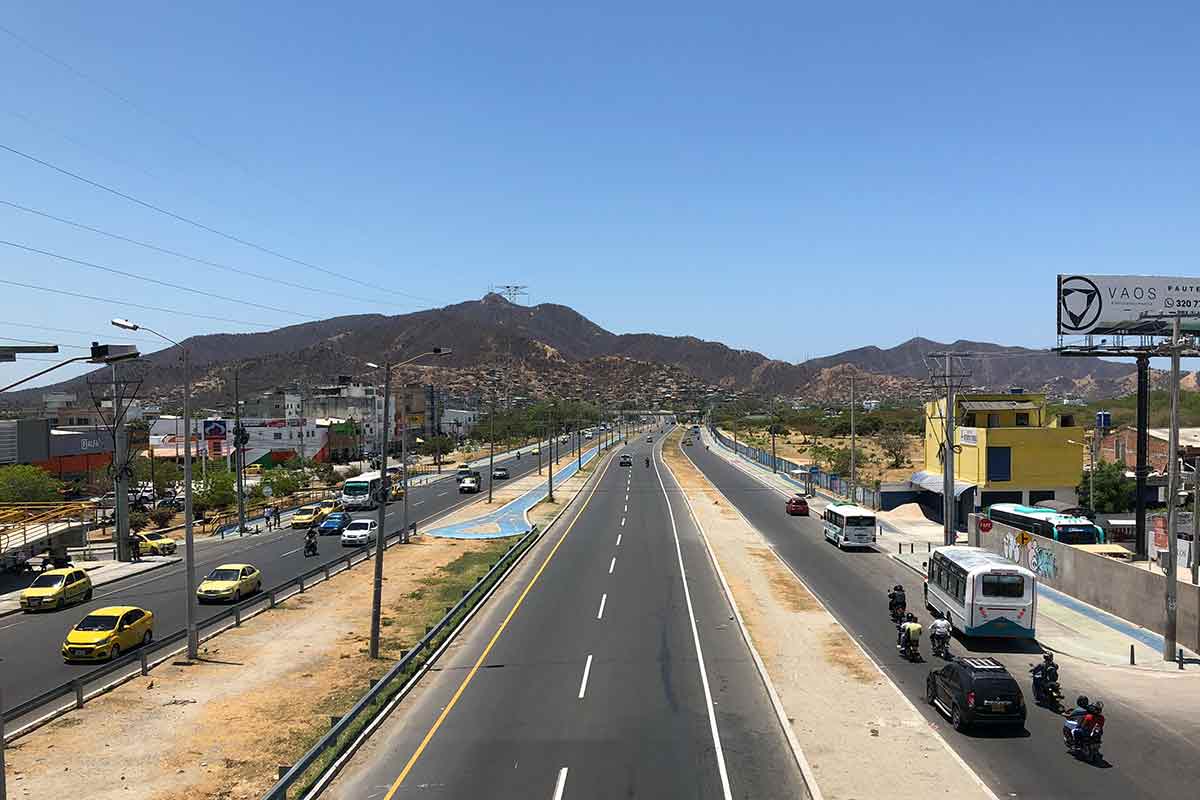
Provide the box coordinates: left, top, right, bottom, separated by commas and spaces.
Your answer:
0, 335, 89, 351
0, 277, 273, 328
0, 199, 411, 308
0, 239, 318, 320
0, 141, 436, 302
0, 320, 165, 347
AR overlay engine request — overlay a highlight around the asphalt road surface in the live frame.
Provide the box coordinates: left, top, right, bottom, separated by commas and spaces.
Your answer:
328, 430, 806, 800
683, 435, 1199, 800
0, 439, 574, 710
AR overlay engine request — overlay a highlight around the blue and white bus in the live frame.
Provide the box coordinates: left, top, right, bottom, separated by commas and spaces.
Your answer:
987, 503, 1104, 545
822, 502, 876, 549
925, 546, 1037, 639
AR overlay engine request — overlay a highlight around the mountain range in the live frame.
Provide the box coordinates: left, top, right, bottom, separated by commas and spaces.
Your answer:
2, 294, 1158, 410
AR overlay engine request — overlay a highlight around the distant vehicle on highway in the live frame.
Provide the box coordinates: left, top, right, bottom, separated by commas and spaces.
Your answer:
492, 466, 509, 479
682, 438, 693, 446
134, 531, 177, 556
318, 512, 353, 536
341, 519, 379, 547
316, 499, 343, 518
20, 567, 93, 612
531, 446, 541, 455
245, 463, 263, 477
821, 503, 876, 549
197, 563, 262, 603
619, 454, 633, 467
459, 476, 481, 494
645, 436, 653, 443
62, 605, 154, 662
926, 657, 1026, 732
785, 494, 809, 516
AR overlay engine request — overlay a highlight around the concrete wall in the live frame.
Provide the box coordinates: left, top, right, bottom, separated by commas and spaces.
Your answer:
971, 516, 1199, 654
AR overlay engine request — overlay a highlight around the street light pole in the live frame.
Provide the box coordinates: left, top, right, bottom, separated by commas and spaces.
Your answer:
234, 367, 247, 533
370, 363, 391, 659
1163, 316, 1181, 661
111, 320, 198, 659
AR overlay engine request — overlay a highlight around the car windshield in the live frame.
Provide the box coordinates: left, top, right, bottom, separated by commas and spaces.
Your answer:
74, 614, 118, 632
207, 568, 241, 582
347, 521, 370, 530
343, 482, 370, 496
145, 533, 166, 540
298, 506, 317, 514
31, 574, 65, 588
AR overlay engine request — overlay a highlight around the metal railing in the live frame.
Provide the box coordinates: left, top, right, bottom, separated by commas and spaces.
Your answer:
0, 502, 98, 560
262, 525, 541, 800
1, 530, 401, 742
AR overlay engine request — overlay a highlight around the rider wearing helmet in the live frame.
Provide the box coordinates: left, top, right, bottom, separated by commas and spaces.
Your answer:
888, 584, 907, 618
1075, 700, 1105, 747
898, 612, 923, 653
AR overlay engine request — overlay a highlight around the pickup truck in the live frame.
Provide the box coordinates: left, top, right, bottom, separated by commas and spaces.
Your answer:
457, 469, 482, 484
458, 476, 481, 494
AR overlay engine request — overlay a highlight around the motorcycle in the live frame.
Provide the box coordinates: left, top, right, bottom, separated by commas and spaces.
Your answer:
303, 535, 319, 558
897, 631, 921, 662
645, 457, 650, 468
930, 632, 951, 659
1031, 664, 1064, 711
1063, 719, 1103, 764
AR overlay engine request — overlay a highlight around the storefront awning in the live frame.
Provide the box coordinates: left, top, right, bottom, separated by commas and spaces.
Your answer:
910, 470, 975, 498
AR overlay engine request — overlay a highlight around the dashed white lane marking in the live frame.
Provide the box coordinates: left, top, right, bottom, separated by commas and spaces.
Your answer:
620, 517, 625, 526
281, 547, 302, 556
437, 491, 448, 497
623, 504, 627, 513
597, 593, 607, 619
553, 767, 569, 800
577, 655, 593, 699
616, 533, 622, 547
608, 556, 616, 574
413, 500, 425, 506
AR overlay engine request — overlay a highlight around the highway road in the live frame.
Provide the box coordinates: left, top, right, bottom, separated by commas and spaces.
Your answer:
683, 434, 1200, 800
0, 437, 580, 710
327, 430, 806, 799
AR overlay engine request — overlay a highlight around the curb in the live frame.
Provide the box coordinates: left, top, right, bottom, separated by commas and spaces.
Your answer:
0, 556, 182, 619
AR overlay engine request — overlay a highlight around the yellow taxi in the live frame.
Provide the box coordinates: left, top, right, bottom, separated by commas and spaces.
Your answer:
61, 605, 154, 662
316, 499, 342, 517
291, 504, 322, 528
245, 463, 263, 477
20, 567, 93, 612
134, 531, 178, 556
196, 563, 262, 603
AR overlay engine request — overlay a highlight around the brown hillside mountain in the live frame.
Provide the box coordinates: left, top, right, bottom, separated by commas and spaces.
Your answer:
1, 294, 1152, 408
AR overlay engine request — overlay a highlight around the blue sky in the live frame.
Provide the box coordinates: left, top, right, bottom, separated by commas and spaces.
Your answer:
2, 2, 1198, 388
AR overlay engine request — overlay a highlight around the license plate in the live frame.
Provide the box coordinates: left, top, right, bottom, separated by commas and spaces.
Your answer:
984, 701, 1010, 711
71, 648, 87, 656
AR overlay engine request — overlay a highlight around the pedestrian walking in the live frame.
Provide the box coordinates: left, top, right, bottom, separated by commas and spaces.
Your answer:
128, 533, 141, 562
265, 505, 274, 530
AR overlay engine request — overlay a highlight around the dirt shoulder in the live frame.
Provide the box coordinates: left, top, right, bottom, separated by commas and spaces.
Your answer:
4, 522, 513, 799
663, 431, 990, 800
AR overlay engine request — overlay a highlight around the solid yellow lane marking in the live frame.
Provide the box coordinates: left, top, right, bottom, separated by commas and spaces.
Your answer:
382, 452, 615, 799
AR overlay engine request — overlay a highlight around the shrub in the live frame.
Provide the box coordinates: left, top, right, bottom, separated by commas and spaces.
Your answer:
149, 508, 175, 529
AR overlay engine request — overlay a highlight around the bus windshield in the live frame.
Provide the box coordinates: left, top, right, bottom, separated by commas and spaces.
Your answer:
343, 481, 371, 497
1055, 525, 1099, 544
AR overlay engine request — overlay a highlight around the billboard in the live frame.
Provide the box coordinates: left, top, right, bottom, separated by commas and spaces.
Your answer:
1058, 274, 1200, 336
203, 420, 228, 439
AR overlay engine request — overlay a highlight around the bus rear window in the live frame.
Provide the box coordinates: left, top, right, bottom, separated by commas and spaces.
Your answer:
1056, 525, 1099, 545
981, 575, 1025, 598
846, 516, 874, 527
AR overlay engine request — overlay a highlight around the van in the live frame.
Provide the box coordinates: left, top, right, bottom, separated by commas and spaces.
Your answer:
245, 464, 263, 477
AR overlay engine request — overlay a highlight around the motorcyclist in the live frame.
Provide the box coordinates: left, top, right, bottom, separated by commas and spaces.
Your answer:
898, 613, 922, 656
929, 613, 952, 653
304, 528, 318, 556
1031, 652, 1058, 698
888, 584, 907, 619
1074, 700, 1105, 748
645, 457, 650, 468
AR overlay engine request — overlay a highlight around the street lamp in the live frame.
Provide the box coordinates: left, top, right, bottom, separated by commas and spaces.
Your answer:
112, 318, 201, 660
364, 347, 451, 659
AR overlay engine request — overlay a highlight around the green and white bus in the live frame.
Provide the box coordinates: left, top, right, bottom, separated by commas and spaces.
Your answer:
822, 502, 877, 549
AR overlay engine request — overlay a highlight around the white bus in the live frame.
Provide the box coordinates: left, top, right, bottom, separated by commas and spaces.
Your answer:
822, 502, 877, 549
925, 546, 1037, 639
341, 471, 383, 510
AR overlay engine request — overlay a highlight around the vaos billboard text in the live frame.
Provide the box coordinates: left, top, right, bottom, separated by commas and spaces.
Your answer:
1058, 274, 1200, 336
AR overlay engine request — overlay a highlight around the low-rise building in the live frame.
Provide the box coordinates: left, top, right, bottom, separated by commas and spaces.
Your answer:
916, 392, 1084, 529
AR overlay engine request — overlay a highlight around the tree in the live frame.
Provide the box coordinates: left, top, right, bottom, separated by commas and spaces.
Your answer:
879, 428, 910, 469
416, 435, 455, 458
831, 445, 871, 478
149, 508, 175, 528
808, 443, 836, 470
1077, 459, 1134, 513
195, 466, 236, 512
0, 464, 62, 503
262, 468, 302, 499
128, 511, 150, 533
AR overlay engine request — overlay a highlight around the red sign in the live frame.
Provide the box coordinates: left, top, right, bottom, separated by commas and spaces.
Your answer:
979, 518, 993, 533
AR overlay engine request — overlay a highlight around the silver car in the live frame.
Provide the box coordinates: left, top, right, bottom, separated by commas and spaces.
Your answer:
341, 519, 379, 547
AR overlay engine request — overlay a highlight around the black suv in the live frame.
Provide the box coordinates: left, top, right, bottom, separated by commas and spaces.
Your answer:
926, 657, 1026, 732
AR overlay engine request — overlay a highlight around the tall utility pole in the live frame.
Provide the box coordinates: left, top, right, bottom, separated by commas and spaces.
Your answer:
1135, 355, 1151, 560
234, 368, 247, 533
1192, 455, 1200, 587
943, 356, 956, 545
488, 396, 496, 503
370, 364, 391, 659
111, 364, 130, 561
849, 372, 857, 501
1163, 316, 1182, 661
547, 409, 556, 503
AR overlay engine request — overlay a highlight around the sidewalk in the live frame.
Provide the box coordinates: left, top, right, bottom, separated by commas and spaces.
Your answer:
704, 426, 1199, 672
425, 440, 614, 539
0, 555, 182, 617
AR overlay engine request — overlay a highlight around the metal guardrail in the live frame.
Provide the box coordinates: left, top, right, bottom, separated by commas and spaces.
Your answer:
0, 530, 399, 742
261, 525, 540, 800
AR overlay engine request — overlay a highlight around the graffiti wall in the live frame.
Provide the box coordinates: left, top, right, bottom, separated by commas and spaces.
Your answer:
1002, 531, 1058, 580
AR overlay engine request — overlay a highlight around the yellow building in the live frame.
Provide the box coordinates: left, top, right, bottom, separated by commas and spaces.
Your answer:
917, 393, 1085, 526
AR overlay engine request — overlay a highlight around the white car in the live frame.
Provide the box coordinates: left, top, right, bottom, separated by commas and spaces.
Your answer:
492, 467, 509, 480
340, 519, 379, 547
459, 477, 480, 494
